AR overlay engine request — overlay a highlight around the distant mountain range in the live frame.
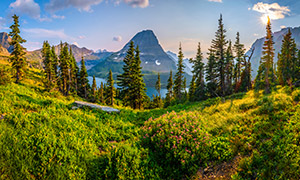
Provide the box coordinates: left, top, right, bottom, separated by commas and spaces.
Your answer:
248, 26, 300, 79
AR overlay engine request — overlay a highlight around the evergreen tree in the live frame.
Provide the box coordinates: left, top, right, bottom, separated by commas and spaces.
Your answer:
165, 70, 174, 106
189, 75, 196, 101
190, 43, 205, 100
59, 43, 71, 95
131, 46, 147, 109
69, 48, 79, 93
205, 49, 218, 97
224, 41, 234, 95
233, 32, 245, 89
117, 42, 146, 109
99, 82, 105, 104
78, 57, 90, 98
211, 14, 228, 96
9, 14, 27, 84
277, 29, 297, 86
92, 75, 97, 102
51, 46, 59, 85
106, 70, 115, 106
254, 17, 276, 94
155, 73, 161, 97
174, 43, 185, 101
42, 41, 55, 90
117, 41, 135, 106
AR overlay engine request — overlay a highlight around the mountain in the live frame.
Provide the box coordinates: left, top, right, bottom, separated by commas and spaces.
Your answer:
166, 51, 193, 76
25, 43, 111, 69
248, 26, 300, 79
88, 30, 177, 78
0, 32, 13, 52
88, 30, 186, 87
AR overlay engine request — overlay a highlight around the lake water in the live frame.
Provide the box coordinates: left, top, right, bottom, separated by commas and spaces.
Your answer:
88, 76, 168, 98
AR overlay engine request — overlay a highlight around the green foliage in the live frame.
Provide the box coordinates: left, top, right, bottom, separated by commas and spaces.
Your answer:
0, 65, 11, 85
174, 43, 185, 101
141, 111, 232, 179
9, 14, 27, 84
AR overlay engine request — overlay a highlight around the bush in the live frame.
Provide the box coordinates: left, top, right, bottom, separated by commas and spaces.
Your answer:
141, 111, 232, 178
0, 66, 11, 85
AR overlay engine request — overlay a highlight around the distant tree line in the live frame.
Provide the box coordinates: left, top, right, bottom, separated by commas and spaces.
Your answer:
6, 14, 300, 110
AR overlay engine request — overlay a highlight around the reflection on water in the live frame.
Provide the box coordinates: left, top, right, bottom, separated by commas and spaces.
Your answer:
88, 76, 168, 98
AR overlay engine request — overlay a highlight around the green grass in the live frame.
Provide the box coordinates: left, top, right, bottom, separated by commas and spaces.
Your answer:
1, 58, 300, 179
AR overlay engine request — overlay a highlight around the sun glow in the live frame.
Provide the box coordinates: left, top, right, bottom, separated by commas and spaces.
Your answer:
260, 14, 270, 25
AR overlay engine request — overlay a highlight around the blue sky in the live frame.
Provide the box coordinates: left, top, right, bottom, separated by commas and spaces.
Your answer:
0, 0, 299, 58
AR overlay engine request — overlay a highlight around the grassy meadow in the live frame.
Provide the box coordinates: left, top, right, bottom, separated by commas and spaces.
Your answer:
1, 57, 300, 179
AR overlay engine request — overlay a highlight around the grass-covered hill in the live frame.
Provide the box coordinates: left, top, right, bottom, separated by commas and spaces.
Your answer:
1, 56, 300, 179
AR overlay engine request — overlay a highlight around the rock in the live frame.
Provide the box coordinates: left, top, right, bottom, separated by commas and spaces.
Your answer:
73, 101, 120, 113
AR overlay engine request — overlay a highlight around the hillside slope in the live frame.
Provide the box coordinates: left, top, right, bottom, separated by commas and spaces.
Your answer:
1, 57, 300, 179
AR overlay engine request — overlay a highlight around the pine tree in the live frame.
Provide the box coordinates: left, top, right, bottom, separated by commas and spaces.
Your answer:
59, 43, 71, 95
254, 16, 276, 94
69, 48, 79, 94
117, 41, 135, 106
42, 41, 55, 90
224, 41, 234, 95
92, 75, 97, 102
78, 57, 90, 98
233, 32, 245, 89
155, 73, 161, 97
9, 14, 27, 84
106, 70, 115, 106
189, 75, 196, 101
99, 82, 105, 104
131, 46, 147, 109
190, 43, 205, 100
165, 70, 174, 106
51, 46, 59, 85
277, 29, 297, 86
206, 49, 218, 97
174, 43, 185, 101
211, 14, 228, 96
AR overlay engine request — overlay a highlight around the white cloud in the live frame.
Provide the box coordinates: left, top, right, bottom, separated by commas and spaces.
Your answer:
78, 35, 86, 39
9, 0, 42, 20
208, 0, 222, 3
45, 0, 103, 12
0, 17, 5, 30
52, 14, 65, 20
252, 2, 290, 20
123, 0, 149, 8
23, 28, 74, 40
253, 33, 259, 36
113, 36, 122, 42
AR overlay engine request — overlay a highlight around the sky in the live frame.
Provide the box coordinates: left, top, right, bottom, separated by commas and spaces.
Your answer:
0, 0, 300, 58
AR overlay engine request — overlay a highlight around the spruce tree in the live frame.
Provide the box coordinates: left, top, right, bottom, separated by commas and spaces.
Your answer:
233, 32, 245, 89
190, 43, 205, 100
189, 75, 196, 101
254, 16, 275, 94
155, 73, 161, 97
117, 41, 135, 106
106, 70, 115, 106
211, 14, 228, 96
42, 41, 55, 90
165, 70, 174, 106
277, 29, 297, 86
78, 57, 90, 98
174, 43, 185, 101
92, 75, 97, 102
59, 43, 71, 95
9, 14, 27, 84
51, 46, 59, 86
206, 49, 218, 97
224, 41, 234, 95
69, 48, 79, 93
132, 46, 147, 109
99, 82, 105, 104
